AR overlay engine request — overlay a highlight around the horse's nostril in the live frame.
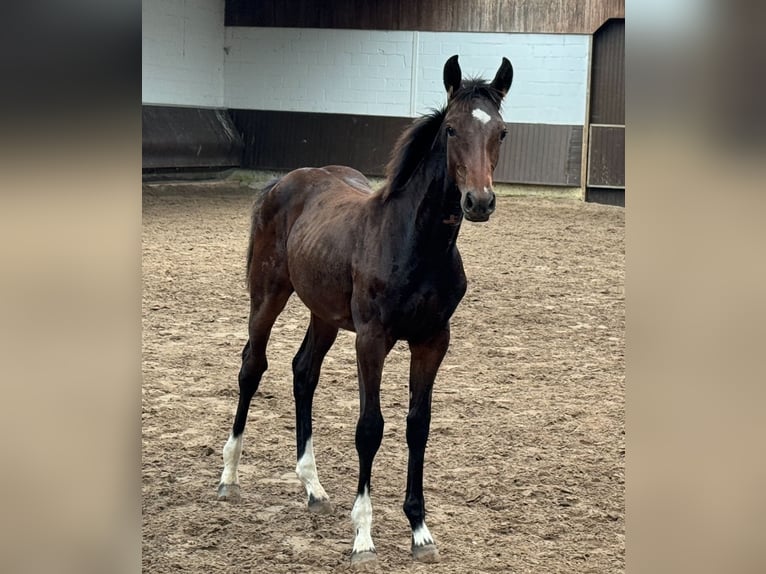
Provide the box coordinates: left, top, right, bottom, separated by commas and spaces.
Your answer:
488, 194, 496, 211
465, 192, 474, 210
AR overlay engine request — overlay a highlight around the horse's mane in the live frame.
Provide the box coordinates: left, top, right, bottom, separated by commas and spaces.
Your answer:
381, 108, 446, 198
380, 79, 504, 200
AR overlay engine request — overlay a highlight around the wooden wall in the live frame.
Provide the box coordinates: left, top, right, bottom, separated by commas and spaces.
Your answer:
142, 106, 243, 171
229, 110, 582, 186
500, 123, 583, 186
589, 18, 625, 125
225, 0, 624, 34
586, 18, 625, 206
229, 110, 411, 175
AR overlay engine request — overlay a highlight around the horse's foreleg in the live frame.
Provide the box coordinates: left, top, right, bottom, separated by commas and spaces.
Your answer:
293, 314, 338, 514
349, 326, 394, 566
218, 288, 291, 500
404, 327, 450, 563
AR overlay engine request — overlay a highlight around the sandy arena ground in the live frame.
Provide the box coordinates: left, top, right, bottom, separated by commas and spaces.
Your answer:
142, 181, 624, 573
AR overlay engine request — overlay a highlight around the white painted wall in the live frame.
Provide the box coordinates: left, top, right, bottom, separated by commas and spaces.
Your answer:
224, 28, 416, 116
142, 0, 225, 107
416, 32, 589, 125
140, 3, 590, 125
223, 28, 590, 125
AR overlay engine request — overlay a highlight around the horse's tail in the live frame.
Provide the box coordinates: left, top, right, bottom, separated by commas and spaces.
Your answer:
245, 176, 282, 290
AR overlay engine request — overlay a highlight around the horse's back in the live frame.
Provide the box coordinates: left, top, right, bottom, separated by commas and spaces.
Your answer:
320, 165, 374, 195
265, 166, 373, 208
251, 167, 372, 235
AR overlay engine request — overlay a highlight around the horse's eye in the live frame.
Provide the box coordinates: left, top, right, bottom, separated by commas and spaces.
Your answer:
500, 129, 508, 142
446, 126, 456, 138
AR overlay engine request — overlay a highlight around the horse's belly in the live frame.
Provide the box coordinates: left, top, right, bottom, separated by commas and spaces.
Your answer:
287, 225, 356, 331
293, 282, 356, 331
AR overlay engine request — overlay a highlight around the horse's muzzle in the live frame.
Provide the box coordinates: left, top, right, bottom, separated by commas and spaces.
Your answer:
461, 188, 496, 222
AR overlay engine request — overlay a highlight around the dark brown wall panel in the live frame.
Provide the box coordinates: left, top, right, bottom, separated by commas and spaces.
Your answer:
586, 188, 624, 206
225, 0, 624, 34
587, 18, 624, 206
230, 109, 581, 186
587, 125, 624, 188
589, 18, 625, 124
142, 106, 243, 170
496, 123, 582, 186
230, 110, 411, 175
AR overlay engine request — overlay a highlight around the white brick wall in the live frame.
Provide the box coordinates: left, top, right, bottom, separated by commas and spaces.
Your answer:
416, 32, 589, 124
142, 0, 225, 107
223, 28, 589, 125
141, 7, 590, 125
224, 28, 415, 116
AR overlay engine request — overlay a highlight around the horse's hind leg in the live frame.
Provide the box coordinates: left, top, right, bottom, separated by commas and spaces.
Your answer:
293, 314, 338, 513
218, 286, 292, 500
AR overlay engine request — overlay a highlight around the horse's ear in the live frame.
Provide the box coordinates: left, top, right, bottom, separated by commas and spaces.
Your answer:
443, 55, 462, 99
491, 57, 514, 98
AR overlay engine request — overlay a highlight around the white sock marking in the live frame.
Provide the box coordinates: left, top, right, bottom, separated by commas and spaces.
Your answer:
351, 487, 375, 554
220, 433, 243, 485
295, 436, 329, 502
413, 522, 435, 547
472, 108, 491, 124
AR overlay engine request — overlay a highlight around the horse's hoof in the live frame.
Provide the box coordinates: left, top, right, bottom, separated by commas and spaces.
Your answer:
217, 483, 241, 501
412, 543, 440, 563
308, 497, 334, 515
350, 550, 377, 568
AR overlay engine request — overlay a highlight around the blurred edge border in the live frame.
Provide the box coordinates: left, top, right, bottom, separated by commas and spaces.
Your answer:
0, 2, 143, 574
628, 1, 766, 573
1, 1, 765, 572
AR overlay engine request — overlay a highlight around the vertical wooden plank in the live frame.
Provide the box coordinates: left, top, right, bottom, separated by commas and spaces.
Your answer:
589, 18, 625, 124
586, 18, 625, 204
587, 125, 624, 188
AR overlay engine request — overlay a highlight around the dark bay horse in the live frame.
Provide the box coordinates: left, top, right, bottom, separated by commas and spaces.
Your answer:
218, 55, 513, 565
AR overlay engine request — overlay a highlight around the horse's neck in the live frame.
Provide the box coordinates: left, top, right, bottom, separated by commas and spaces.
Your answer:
387, 153, 463, 257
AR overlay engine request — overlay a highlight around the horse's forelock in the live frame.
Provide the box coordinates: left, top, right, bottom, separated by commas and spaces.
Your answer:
450, 78, 504, 110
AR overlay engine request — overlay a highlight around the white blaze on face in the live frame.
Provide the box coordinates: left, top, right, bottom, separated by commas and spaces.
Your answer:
472, 108, 491, 125
351, 487, 375, 554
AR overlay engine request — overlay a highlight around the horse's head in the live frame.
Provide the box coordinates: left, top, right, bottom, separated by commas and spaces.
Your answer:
442, 55, 513, 222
